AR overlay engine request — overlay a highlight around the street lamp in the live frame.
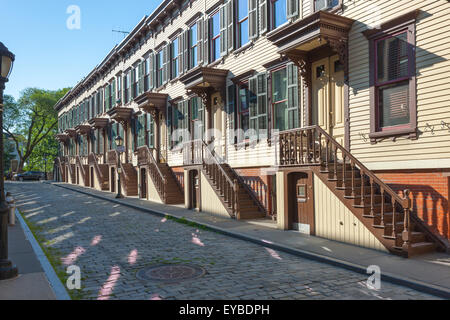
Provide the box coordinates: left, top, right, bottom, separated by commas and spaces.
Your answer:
115, 135, 124, 199
0, 42, 18, 280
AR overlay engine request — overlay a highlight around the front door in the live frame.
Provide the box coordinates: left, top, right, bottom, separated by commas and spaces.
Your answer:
190, 170, 200, 210
289, 172, 314, 234
140, 168, 147, 199
311, 55, 345, 147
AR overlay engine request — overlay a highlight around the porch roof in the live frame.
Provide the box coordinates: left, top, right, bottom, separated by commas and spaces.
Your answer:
106, 107, 133, 123
88, 117, 110, 129
267, 11, 354, 55
135, 92, 168, 117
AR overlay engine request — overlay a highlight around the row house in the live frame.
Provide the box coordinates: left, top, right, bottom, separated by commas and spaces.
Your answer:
54, 0, 450, 257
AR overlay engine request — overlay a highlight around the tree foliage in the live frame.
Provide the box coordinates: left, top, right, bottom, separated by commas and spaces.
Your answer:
3, 88, 70, 172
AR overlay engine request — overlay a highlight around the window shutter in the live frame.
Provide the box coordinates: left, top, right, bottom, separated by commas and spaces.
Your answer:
286, 0, 298, 19
226, 0, 234, 53
197, 19, 203, 65
112, 80, 116, 108
105, 86, 110, 111
227, 84, 236, 144
259, 0, 268, 34
147, 114, 155, 148
131, 69, 136, 99
256, 72, 268, 133
249, 75, 257, 133
139, 62, 144, 95
249, 0, 258, 40
203, 17, 209, 65
167, 105, 173, 149
163, 45, 169, 84
99, 129, 104, 155
183, 30, 189, 72
178, 33, 184, 75
287, 63, 299, 129
219, 5, 227, 56
149, 53, 155, 90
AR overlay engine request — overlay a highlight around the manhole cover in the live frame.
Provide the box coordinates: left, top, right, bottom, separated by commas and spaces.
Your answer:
136, 264, 206, 283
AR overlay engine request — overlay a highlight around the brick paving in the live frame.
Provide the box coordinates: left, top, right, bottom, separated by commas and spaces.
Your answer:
6, 182, 441, 300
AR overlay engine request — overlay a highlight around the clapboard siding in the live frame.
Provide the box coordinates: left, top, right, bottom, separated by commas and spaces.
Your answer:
346, 0, 450, 168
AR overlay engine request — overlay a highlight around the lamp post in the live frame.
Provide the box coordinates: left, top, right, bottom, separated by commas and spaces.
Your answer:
115, 135, 124, 199
0, 42, 18, 280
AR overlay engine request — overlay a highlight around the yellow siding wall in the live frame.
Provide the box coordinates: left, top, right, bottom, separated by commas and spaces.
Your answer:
313, 175, 388, 252
200, 171, 230, 217
345, 0, 450, 169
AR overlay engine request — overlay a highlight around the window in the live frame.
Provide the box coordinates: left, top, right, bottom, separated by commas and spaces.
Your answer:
124, 71, 131, 103
272, 0, 287, 29
376, 32, 410, 128
144, 57, 151, 91
211, 11, 221, 62
365, 14, 417, 141
237, 0, 249, 47
136, 115, 146, 148
172, 100, 188, 147
238, 84, 251, 141
272, 63, 299, 131
116, 75, 122, 104
191, 97, 204, 140
147, 114, 155, 148
249, 73, 268, 139
171, 38, 179, 79
313, 0, 340, 12
189, 23, 198, 68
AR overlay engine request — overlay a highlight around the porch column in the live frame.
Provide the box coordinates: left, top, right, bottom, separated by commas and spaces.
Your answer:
276, 171, 289, 230
154, 111, 160, 163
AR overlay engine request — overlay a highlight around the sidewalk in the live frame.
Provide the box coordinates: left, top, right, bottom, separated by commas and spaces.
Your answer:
51, 182, 450, 299
0, 212, 56, 300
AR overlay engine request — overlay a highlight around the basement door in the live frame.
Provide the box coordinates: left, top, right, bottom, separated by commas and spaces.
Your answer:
289, 172, 314, 235
311, 55, 345, 147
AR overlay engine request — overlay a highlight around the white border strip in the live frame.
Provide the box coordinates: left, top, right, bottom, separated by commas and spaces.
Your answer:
15, 209, 71, 300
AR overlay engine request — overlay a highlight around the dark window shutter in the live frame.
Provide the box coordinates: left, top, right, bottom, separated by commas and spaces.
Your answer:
138, 62, 144, 95
286, 62, 299, 129
249, 75, 257, 133
163, 45, 169, 84
257, 72, 268, 133
183, 30, 189, 72
197, 19, 203, 65
150, 52, 155, 90
259, 0, 268, 34
203, 17, 209, 65
227, 0, 234, 52
178, 33, 184, 75
227, 84, 236, 144
287, 0, 298, 19
249, 0, 258, 40
112, 80, 116, 108
220, 4, 227, 56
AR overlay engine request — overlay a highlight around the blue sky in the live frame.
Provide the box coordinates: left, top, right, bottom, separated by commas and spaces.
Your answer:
1, 0, 160, 100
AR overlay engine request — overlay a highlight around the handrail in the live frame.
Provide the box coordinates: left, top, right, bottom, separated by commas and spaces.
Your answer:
65, 156, 74, 178
202, 140, 239, 218
76, 155, 86, 178
142, 146, 167, 199
278, 125, 417, 250
88, 153, 104, 181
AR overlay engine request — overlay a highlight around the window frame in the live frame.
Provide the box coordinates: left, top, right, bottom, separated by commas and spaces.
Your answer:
210, 10, 221, 62
236, 0, 249, 48
311, 0, 342, 13
366, 18, 417, 142
171, 37, 180, 80
271, 0, 288, 31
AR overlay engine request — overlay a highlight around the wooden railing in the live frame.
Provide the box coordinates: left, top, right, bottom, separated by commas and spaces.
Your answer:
138, 146, 167, 201
241, 176, 268, 211
64, 156, 74, 180
88, 153, 103, 181
75, 155, 86, 179
278, 125, 414, 249
202, 141, 239, 218
107, 150, 130, 183
183, 139, 203, 165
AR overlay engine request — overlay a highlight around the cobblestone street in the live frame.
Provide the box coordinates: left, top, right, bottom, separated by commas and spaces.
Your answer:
6, 182, 440, 300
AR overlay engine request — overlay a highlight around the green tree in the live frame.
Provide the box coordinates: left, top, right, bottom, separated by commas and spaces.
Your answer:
3, 134, 16, 173
2, 88, 70, 172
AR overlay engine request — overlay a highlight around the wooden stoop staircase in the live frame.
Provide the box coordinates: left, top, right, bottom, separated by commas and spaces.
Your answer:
201, 141, 266, 220
279, 125, 447, 257
88, 153, 109, 190
55, 157, 65, 182
64, 156, 76, 184
107, 150, 138, 197
138, 146, 184, 204
75, 155, 90, 187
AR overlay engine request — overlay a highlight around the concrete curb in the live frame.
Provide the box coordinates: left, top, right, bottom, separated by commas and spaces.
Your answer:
15, 209, 71, 300
51, 182, 450, 299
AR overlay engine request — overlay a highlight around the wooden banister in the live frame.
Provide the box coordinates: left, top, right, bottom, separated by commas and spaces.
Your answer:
76, 155, 86, 178
139, 146, 167, 201
277, 125, 414, 250
88, 153, 103, 181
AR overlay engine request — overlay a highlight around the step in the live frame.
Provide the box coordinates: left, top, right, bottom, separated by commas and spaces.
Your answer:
397, 231, 426, 243
408, 242, 436, 256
